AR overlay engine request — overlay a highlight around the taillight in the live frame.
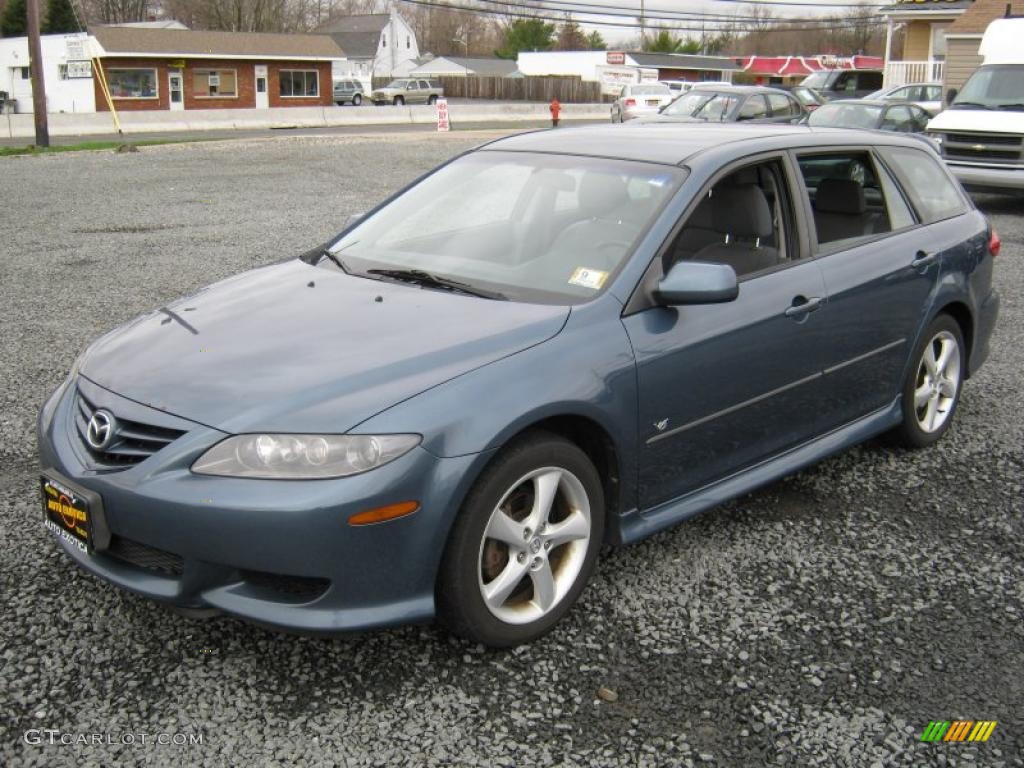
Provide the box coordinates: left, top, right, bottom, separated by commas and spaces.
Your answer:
989, 229, 1001, 257
625, 98, 636, 107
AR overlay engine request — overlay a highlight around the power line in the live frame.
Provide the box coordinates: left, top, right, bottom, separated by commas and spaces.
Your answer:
467, 0, 882, 26
397, 0, 884, 33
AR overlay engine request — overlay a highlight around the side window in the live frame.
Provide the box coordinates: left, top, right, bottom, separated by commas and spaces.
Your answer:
890, 86, 911, 100
739, 95, 769, 120
664, 159, 796, 278
859, 72, 883, 91
836, 72, 856, 92
911, 106, 930, 131
419, 80, 431, 89
882, 105, 913, 132
767, 93, 798, 117
879, 147, 966, 223
407, 81, 418, 90
925, 85, 942, 101
875, 162, 916, 230
796, 152, 895, 248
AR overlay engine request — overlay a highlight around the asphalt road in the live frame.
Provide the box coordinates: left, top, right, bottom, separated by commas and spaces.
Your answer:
0, 132, 1021, 767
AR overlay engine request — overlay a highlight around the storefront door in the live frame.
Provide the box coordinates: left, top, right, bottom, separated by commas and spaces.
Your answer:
168, 70, 184, 111
255, 65, 269, 109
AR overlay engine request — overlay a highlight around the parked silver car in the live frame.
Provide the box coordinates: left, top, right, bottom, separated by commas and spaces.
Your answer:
866, 82, 944, 116
371, 78, 444, 106
332, 79, 364, 106
611, 83, 673, 122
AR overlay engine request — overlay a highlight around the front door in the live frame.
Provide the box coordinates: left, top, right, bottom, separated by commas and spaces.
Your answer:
254, 65, 269, 109
168, 70, 183, 111
623, 156, 832, 509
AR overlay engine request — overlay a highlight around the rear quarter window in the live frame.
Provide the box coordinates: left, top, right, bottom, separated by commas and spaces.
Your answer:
879, 147, 967, 224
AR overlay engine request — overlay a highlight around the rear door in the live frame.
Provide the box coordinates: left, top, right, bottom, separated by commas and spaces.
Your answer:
792, 148, 948, 429
767, 92, 803, 123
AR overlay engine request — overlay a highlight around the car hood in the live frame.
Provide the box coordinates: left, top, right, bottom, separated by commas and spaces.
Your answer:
928, 108, 1024, 133
80, 260, 569, 434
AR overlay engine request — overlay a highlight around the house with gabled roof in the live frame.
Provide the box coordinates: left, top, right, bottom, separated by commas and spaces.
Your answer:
880, 0, 974, 86
315, 11, 420, 82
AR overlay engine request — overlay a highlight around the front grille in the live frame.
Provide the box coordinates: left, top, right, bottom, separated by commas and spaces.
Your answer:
105, 535, 184, 576
945, 132, 1022, 146
74, 391, 185, 470
939, 131, 1024, 165
241, 569, 330, 601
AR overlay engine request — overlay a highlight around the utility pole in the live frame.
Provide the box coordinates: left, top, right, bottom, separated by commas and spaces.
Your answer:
27, 0, 49, 147
640, 0, 646, 49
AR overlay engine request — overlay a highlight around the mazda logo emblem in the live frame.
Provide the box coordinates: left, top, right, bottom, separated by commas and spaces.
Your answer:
86, 410, 116, 450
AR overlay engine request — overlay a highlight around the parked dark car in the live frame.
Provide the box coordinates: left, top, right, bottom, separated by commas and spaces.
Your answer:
654, 85, 805, 124
807, 99, 931, 134
38, 124, 999, 647
800, 69, 884, 100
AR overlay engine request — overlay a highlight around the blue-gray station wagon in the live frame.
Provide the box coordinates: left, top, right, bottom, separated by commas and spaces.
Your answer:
37, 124, 1000, 646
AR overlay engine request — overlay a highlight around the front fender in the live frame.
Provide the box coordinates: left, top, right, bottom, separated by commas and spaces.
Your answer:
353, 295, 640, 513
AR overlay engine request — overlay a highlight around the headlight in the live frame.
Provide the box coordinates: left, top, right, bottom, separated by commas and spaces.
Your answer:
927, 132, 943, 145
191, 434, 421, 479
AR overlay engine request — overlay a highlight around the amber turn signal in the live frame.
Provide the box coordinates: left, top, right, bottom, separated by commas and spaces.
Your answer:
348, 500, 420, 526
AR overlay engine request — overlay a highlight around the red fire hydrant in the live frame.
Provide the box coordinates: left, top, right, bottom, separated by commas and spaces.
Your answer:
549, 98, 561, 128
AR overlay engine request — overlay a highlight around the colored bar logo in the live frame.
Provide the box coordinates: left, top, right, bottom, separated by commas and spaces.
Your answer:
921, 721, 997, 742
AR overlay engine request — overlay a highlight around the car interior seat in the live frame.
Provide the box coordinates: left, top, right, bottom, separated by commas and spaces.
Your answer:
813, 177, 879, 243
690, 184, 779, 276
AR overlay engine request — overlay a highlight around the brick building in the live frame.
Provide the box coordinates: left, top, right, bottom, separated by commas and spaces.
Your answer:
89, 26, 345, 112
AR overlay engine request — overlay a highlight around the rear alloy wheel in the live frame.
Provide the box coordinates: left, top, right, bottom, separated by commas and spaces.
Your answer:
353, 94, 362, 106
437, 433, 604, 647
892, 314, 965, 448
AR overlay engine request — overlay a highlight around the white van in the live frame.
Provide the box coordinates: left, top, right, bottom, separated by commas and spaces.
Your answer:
926, 16, 1024, 193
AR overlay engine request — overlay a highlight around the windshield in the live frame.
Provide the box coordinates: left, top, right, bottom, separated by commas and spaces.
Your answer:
953, 65, 1024, 109
808, 103, 882, 128
326, 151, 686, 304
661, 90, 737, 119
801, 72, 835, 89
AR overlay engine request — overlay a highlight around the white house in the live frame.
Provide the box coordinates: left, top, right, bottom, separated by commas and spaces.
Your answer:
409, 56, 519, 78
0, 32, 95, 114
315, 10, 419, 85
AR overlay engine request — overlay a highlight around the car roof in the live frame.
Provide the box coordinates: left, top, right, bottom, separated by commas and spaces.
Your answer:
479, 123, 927, 166
690, 84, 790, 95
824, 99, 913, 107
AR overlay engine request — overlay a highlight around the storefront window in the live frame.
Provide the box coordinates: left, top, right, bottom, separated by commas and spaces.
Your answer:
279, 70, 319, 98
194, 69, 238, 98
108, 68, 158, 99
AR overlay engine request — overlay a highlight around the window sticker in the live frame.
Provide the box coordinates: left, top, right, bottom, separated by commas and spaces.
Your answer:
568, 267, 609, 290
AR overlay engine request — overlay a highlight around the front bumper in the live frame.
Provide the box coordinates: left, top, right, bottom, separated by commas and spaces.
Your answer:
36, 378, 480, 633
948, 163, 1024, 192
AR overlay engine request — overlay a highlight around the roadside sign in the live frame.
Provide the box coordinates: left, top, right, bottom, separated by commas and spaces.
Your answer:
436, 98, 450, 132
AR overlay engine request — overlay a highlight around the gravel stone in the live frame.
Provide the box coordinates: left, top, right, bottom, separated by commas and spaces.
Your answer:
0, 134, 1022, 767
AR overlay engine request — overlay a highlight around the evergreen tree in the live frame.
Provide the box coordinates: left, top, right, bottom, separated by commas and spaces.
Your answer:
586, 31, 606, 51
495, 19, 555, 59
1, 0, 28, 38
555, 19, 587, 51
43, 0, 80, 34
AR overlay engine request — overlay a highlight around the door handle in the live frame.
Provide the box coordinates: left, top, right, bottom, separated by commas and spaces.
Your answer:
911, 251, 937, 270
785, 296, 823, 318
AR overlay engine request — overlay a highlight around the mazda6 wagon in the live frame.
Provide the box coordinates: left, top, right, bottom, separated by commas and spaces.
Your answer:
37, 124, 1000, 647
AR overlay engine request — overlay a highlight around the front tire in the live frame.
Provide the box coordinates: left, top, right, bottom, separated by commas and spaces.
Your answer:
891, 314, 965, 448
428, 95, 438, 105
393, 96, 405, 106
437, 433, 604, 647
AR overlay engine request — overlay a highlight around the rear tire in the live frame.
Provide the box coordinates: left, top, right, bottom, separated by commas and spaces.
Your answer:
437, 432, 604, 647
890, 314, 965, 449
353, 94, 362, 106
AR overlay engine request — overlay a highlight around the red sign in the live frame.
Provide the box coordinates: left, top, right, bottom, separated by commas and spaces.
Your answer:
436, 98, 450, 132
606, 51, 626, 66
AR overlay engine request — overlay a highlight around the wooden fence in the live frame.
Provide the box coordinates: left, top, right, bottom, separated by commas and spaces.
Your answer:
370, 75, 603, 103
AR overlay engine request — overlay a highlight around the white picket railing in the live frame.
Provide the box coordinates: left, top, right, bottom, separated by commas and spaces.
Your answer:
884, 60, 945, 88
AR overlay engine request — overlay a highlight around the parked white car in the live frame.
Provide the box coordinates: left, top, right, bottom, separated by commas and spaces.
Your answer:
611, 83, 673, 122
866, 82, 943, 116
926, 17, 1024, 193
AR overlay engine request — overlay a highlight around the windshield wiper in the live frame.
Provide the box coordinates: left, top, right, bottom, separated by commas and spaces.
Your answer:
366, 268, 507, 300
950, 101, 994, 110
995, 102, 1024, 110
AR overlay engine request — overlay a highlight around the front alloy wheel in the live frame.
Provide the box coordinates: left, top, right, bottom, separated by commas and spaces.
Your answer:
892, 314, 965, 448
438, 433, 604, 647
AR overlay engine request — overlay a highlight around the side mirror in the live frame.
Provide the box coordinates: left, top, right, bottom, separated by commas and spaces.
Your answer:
945, 87, 958, 105
654, 261, 739, 306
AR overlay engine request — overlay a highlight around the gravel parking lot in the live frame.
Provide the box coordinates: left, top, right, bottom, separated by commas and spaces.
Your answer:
1, 132, 1021, 767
